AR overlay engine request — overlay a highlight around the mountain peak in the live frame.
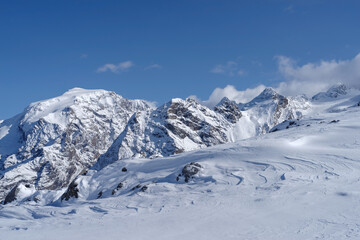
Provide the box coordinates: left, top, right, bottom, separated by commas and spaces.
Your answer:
327, 83, 348, 95
216, 97, 232, 106
260, 87, 277, 96
312, 83, 349, 100
245, 87, 280, 105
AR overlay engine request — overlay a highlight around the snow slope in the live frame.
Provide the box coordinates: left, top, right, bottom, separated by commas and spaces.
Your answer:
1, 88, 360, 239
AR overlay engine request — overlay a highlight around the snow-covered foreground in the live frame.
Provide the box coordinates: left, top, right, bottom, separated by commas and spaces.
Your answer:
1, 105, 360, 239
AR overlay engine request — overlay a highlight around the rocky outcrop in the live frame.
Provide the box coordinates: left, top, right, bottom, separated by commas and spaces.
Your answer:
214, 97, 242, 123
61, 180, 79, 201
177, 162, 202, 182
112, 182, 124, 195
3, 184, 20, 204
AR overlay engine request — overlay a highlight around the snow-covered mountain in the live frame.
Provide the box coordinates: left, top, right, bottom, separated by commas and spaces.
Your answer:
312, 83, 349, 100
94, 97, 238, 170
1, 83, 360, 239
0, 88, 152, 201
231, 87, 311, 138
0, 84, 356, 205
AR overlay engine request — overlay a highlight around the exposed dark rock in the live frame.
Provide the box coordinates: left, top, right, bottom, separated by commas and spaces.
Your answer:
270, 119, 302, 133
33, 196, 40, 203
97, 191, 103, 199
132, 184, 142, 191
4, 185, 20, 204
274, 95, 289, 124
214, 97, 242, 123
140, 185, 148, 192
61, 180, 79, 201
112, 182, 123, 195
121, 167, 127, 172
164, 99, 229, 145
329, 120, 340, 124
80, 169, 88, 176
180, 162, 202, 182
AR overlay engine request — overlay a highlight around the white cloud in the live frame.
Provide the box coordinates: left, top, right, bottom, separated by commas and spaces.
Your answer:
237, 70, 245, 76
145, 64, 162, 70
192, 53, 360, 108
191, 85, 266, 108
275, 53, 360, 96
80, 54, 88, 59
211, 61, 245, 77
97, 61, 134, 73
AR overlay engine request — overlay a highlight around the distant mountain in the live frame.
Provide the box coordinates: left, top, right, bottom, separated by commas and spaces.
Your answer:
237, 87, 311, 134
312, 83, 349, 100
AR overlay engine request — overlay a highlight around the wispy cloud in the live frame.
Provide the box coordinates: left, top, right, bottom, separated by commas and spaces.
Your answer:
284, 5, 294, 13
211, 61, 245, 77
275, 53, 360, 96
145, 64, 162, 70
80, 53, 88, 59
97, 61, 134, 73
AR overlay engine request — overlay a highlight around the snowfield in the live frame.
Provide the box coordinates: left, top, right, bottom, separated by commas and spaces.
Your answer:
1, 90, 360, 239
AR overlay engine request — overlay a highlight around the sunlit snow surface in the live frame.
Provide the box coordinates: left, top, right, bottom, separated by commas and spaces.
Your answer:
1, 89, 360, 239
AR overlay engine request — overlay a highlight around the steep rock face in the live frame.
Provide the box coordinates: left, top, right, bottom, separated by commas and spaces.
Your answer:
0, 88, 151, 201
214, 97, 242, 123
94, 98, 237, 169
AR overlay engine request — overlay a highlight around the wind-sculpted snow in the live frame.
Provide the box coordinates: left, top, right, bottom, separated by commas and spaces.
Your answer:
0, 88, 152, 201
1, 95, 360, 239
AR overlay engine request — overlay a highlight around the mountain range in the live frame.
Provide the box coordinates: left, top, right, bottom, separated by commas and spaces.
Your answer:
1, 83, 360, 239
0, 83, 357, 204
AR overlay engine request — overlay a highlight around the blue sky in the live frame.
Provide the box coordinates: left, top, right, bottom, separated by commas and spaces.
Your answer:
1, 0, 360, 119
